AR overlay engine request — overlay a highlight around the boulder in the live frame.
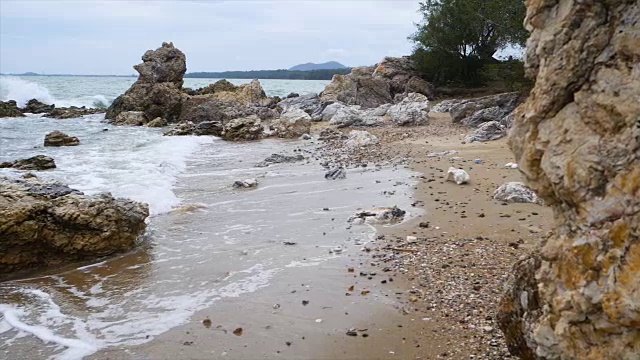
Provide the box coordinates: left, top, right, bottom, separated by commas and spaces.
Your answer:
445, 167, 469, 185
114, 111, 147, 126
233, 178, 258, 188
270, 108, 311, 138
500, 1, 640, 358
450, 92, 522, 127
0, 177, 149, 277
44, 106, 104, 119
348, 206, 405, 224
493, 182, 542, 205
325, 167, 346, 180
373, 56, 434, 98
221, 115, 263, 141
21, 99, 54, 114
44, 131, 79, 147
345, 130, 378, 148
146, 117, 168, 127
430, 99, 460, 113
0, 155, 56, 171
464, 121, 507, 143
192, 79, 238, 95
255, 153, 305, 168
0, 100, 25, 117
319, 102, 346, 122
106, 42, 187, 123
329, 106, 384, 128
163, 121, 223, 136
277, 94, 322, 115
387, 93, 430, 126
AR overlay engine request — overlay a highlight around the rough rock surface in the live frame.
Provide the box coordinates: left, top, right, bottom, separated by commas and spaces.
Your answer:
493, 182, 543, 205
233, 178, 258, 188
325, 167, 346, 180
21, 99, 54, 114
255, 153, 305, 168
445, 167, 470, 185
106, 42, 186, 123
113, 111, 147, 126
387, 93, 430, 126
348, 206, 406, 225
320, 57, 433, 109
44, 131, 80, 147
221, 115, 263, 141
345, 130, 378, 148
0, 155, 56, 171
0, 100, 25, 117
270, 108, 311, 138
146, 117, 167, 127
277, 94, 322, 116
464, 121, 507, 143
499, 1, 640, 359
450, 92, 521, 127
0, 177, 149, 276
45, 106, 104, 119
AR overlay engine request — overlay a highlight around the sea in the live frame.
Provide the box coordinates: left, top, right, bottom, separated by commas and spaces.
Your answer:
0, 76, 417, 359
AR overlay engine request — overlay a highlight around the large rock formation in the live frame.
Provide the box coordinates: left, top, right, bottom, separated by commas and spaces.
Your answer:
449, 92, 522, 127
106, 42, 187, 123
320, 57, 433, 109
0, 177, 149, 277
498, 1, 640, 359
0, 100, 25, 118
0, 155, 56, 171
44, 131, 80, 147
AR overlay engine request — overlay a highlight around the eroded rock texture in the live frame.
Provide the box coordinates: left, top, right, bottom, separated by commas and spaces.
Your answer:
500, 1, 640, 359
0, 177, 149, 277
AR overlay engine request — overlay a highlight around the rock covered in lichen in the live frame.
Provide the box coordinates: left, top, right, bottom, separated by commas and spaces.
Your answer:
499, 1, 640, 359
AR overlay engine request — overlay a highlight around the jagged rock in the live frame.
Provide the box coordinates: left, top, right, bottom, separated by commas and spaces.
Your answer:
44, 131, 79, 147
325, 167, 346, 180
328, 106, 385, 128
497, 252, 543, 360
450, 92, 522, 127
500, 110, 516, 128
299, 133, 311, 140
445, 167, 469, 185
464, 121, 507, 143
106, 42, 187, 123
163, 120, 223, 136
270, 108, 311, 138
373, 57, 434, 98
387, 93, 430, 126
233, 178, 258, 188
345, 130, 378, 148
255, 153, 305, 168
500, 1, 640, 358
114, 111, 147, 126
318, 128, 344, 141
222, 115, 263, 141
0, 177, 149, 277
348, 206, 405, 224
286, 92, 300, 98
277, 94, 322, 115
0, 100, 25, 117
45, 106, 104, 119
0, 155, 56, 171
493, 182, 542, 205
146, 117, 167, 127
21, 99, 54, 114
430, 99, 460, 113
319, 102, 346, 122
192, 79, 238, 95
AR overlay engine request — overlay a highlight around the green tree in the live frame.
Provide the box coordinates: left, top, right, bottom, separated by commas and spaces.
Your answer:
411, 0, 527, 85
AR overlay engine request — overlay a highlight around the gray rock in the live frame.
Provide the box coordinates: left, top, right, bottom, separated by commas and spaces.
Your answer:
348, 206, 405, 224
222, 115, 263, 141
464, 121, 507, 143
345, 130, 378, 148
255, 153, 305, 167
325, 167, 346, 180
270, 108, 311, 138
277, 94, 322, 115
233, 178, 258, 188
493, 182, 542, 205
387, 93, 430, 126
114, 111, 147, 126
0, 155, 56, 171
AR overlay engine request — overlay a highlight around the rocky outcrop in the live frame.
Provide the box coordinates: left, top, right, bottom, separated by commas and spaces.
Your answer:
0, 100, 25, 118
277, 94, 323, 117
387, 93, 430, 126
45, 106, 104, 119
270, 108, 311, 138
320, 57, 433, 109
0, 155, 56, 171
106, 42, 187, 123
499, 1, 640, 359
146, 117, 167, 127
221, 115, 263, 141
113, 111, 147, 126
44, 131, 79, 147
21, 99, 54, 114
449, 92, 522, 127
0, 177, 149, 276
464, 121, 506, 143
162, 120, 223, 136
328, 105, 384, 128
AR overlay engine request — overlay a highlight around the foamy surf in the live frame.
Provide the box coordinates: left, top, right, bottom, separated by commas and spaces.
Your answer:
0, 77, 112, 109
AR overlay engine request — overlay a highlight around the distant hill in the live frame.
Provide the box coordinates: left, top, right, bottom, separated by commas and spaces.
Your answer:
185, 68, 351, 81
288, 61, 348, 71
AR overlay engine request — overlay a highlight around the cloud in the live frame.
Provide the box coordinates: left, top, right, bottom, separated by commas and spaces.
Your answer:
0, 0, 422, 74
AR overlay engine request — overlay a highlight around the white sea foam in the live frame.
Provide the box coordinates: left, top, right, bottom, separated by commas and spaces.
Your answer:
0, 77, 110, 109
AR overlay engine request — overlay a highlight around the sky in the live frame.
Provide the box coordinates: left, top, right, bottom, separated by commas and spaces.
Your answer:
0, 0, 425, 75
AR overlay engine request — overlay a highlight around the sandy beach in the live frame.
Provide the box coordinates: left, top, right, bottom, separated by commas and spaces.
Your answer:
85, 113, 552, 360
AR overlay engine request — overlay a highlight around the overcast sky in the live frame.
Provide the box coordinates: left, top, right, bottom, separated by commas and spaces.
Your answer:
0, 0, 423, 75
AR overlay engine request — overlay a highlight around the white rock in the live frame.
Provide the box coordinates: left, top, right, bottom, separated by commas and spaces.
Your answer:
233, 178, 259, 188
446, 167, 470, 185
348, 206, 406, 224
387, 93, 430, 126
504, 162, 519, 169
493, 182, 543, 205
345, 130, 378, 148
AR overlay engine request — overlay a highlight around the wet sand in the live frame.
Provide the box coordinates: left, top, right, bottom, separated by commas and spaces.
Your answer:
93, 114, 552, 360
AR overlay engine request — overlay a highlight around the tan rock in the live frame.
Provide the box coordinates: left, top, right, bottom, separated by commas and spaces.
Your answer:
499, 1, 640, 359
44, 131, 80, 147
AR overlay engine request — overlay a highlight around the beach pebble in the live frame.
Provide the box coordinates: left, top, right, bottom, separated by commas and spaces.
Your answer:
445, 167, 470, 185
233, 178, 258, 188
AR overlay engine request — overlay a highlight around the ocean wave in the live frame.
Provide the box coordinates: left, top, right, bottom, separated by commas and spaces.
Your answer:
0, 77, 111, 109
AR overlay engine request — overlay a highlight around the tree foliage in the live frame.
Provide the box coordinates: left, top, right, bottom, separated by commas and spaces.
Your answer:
410, 0, 527, 85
